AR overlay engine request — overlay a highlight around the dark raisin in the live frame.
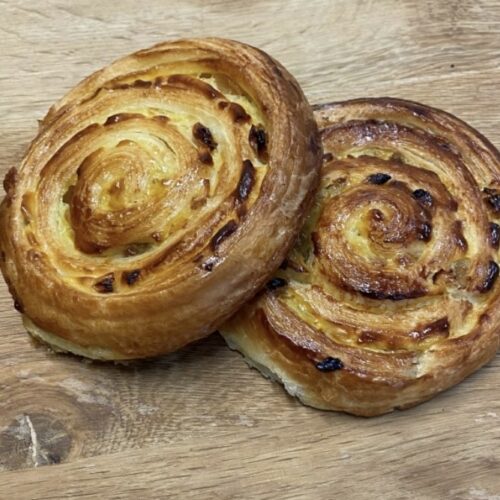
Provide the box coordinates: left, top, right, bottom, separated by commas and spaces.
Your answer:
412, 189, 433, 207
94, 274, 114, 293
367, 173, 391, 185
236, 160, 255, 202
123, 270, 141, 285
418, 222, 432, 242
266, 278, 287, 290
193, 123, 217, 151
478, 261, 499, 293
489, 222, 500, 248
322, 152, 334, 163
227, 103, 251, 123
486, 193, 500, 213
249, 125, 268, 162
211, 220, 238, 250
315, 357, 344, 372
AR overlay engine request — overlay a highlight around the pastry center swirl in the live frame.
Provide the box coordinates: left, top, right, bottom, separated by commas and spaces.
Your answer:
65, 118, 198, 253
316, 175, 442, 300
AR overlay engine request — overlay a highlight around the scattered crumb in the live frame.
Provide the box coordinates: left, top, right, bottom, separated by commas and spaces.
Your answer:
137, 404, 159, 416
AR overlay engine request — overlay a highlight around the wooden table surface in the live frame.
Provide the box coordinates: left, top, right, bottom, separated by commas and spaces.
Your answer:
1, 0, 499, 498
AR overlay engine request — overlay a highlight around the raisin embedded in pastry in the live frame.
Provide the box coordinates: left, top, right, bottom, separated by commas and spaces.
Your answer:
221, 98, 500, 416
0, 38, 321, 360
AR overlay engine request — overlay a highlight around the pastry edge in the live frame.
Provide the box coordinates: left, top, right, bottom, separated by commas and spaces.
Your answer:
223, 333, 341, 413
23, 315, 130, 361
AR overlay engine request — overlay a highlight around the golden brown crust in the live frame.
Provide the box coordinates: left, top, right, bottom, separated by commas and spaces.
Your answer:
0, 38, 321, 360
221, 97, 500, 416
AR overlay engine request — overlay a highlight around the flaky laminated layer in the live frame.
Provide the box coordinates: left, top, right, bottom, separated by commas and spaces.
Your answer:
221, 98, 500, 416
0, 38, 321, 359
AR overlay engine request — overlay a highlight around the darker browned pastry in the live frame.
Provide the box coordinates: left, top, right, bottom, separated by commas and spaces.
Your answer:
221, 98, 500, 416
0, 38, 321, 360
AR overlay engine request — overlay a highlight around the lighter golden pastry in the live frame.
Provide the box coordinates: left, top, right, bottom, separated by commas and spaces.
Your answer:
221, 98, 500, 416
0, 38, 321, 360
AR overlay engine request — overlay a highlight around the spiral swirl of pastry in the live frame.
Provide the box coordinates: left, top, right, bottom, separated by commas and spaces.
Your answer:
0, 38, 321, 360
221, 98, 500, 416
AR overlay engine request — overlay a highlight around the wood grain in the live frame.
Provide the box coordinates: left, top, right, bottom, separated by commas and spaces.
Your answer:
0, 0, 499, 498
